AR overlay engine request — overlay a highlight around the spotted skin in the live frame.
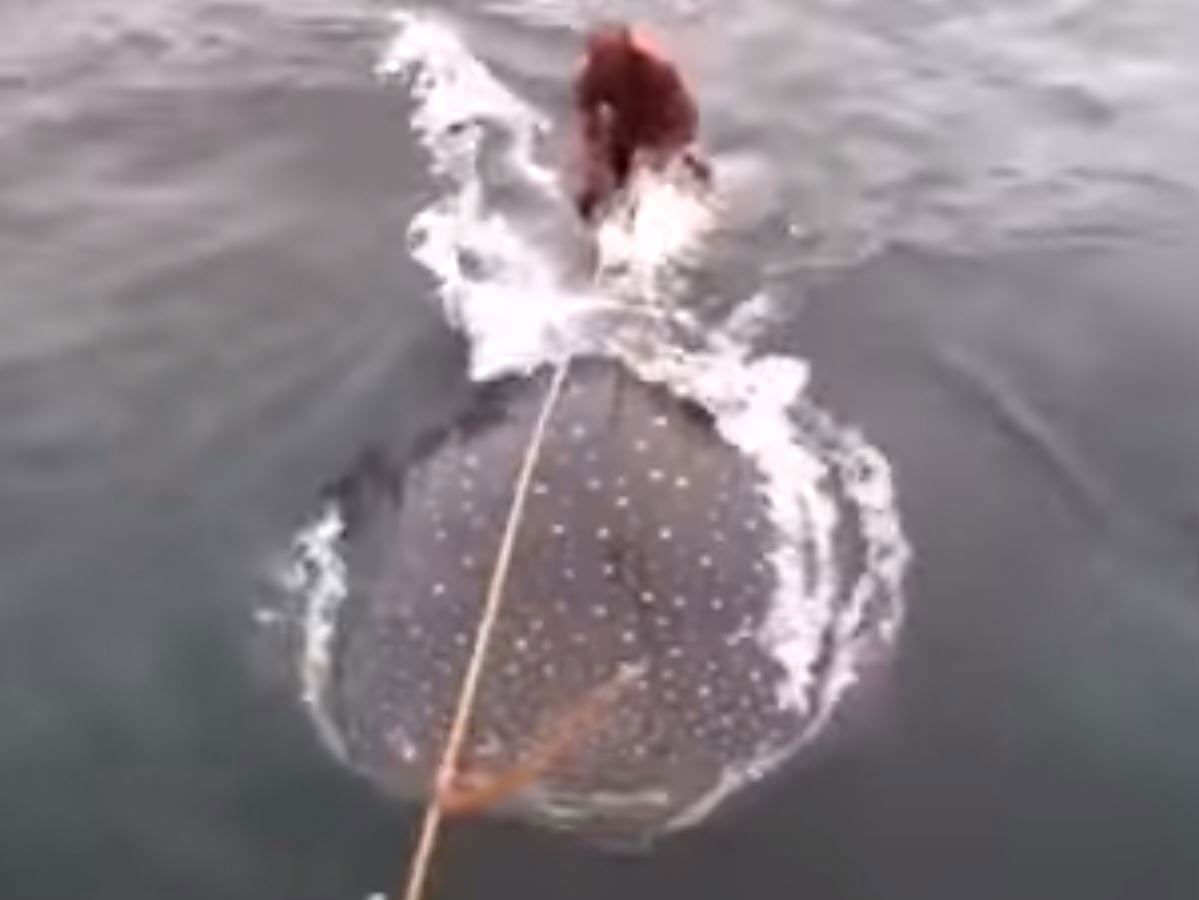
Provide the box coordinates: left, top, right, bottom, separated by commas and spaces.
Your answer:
328, 358, 802, 844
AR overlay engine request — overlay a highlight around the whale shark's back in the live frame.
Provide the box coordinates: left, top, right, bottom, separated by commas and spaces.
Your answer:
324, 359, 809, 845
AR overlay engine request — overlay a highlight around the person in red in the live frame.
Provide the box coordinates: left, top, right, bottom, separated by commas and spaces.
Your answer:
572, 23, 710, 221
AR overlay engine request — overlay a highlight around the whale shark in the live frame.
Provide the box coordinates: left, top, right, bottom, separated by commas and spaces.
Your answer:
313, 357, 818, 846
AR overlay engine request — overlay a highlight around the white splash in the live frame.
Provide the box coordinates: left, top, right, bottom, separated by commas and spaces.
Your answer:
377, 9, 718, 380
277, 504, 348, 758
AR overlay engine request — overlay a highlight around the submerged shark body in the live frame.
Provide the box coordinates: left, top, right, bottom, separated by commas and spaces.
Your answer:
317, 358, 821, 845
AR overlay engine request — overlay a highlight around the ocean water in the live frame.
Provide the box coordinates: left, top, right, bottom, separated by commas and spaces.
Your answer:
3, 1, 1199, 898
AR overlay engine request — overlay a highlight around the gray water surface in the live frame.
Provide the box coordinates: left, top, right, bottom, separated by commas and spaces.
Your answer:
3, 1, 1199, 898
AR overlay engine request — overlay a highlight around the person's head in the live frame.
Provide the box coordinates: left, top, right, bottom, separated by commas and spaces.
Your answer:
586, 22, 670, 64
585, 22, 633, 57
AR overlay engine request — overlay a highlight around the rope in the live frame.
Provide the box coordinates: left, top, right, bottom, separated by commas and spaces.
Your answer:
399, 359, 571, 900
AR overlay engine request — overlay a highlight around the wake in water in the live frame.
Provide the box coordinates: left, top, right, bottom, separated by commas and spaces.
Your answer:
271, 9, 911, 848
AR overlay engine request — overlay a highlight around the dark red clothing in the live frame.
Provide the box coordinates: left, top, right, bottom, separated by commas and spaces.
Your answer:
572, 26, 701, 219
